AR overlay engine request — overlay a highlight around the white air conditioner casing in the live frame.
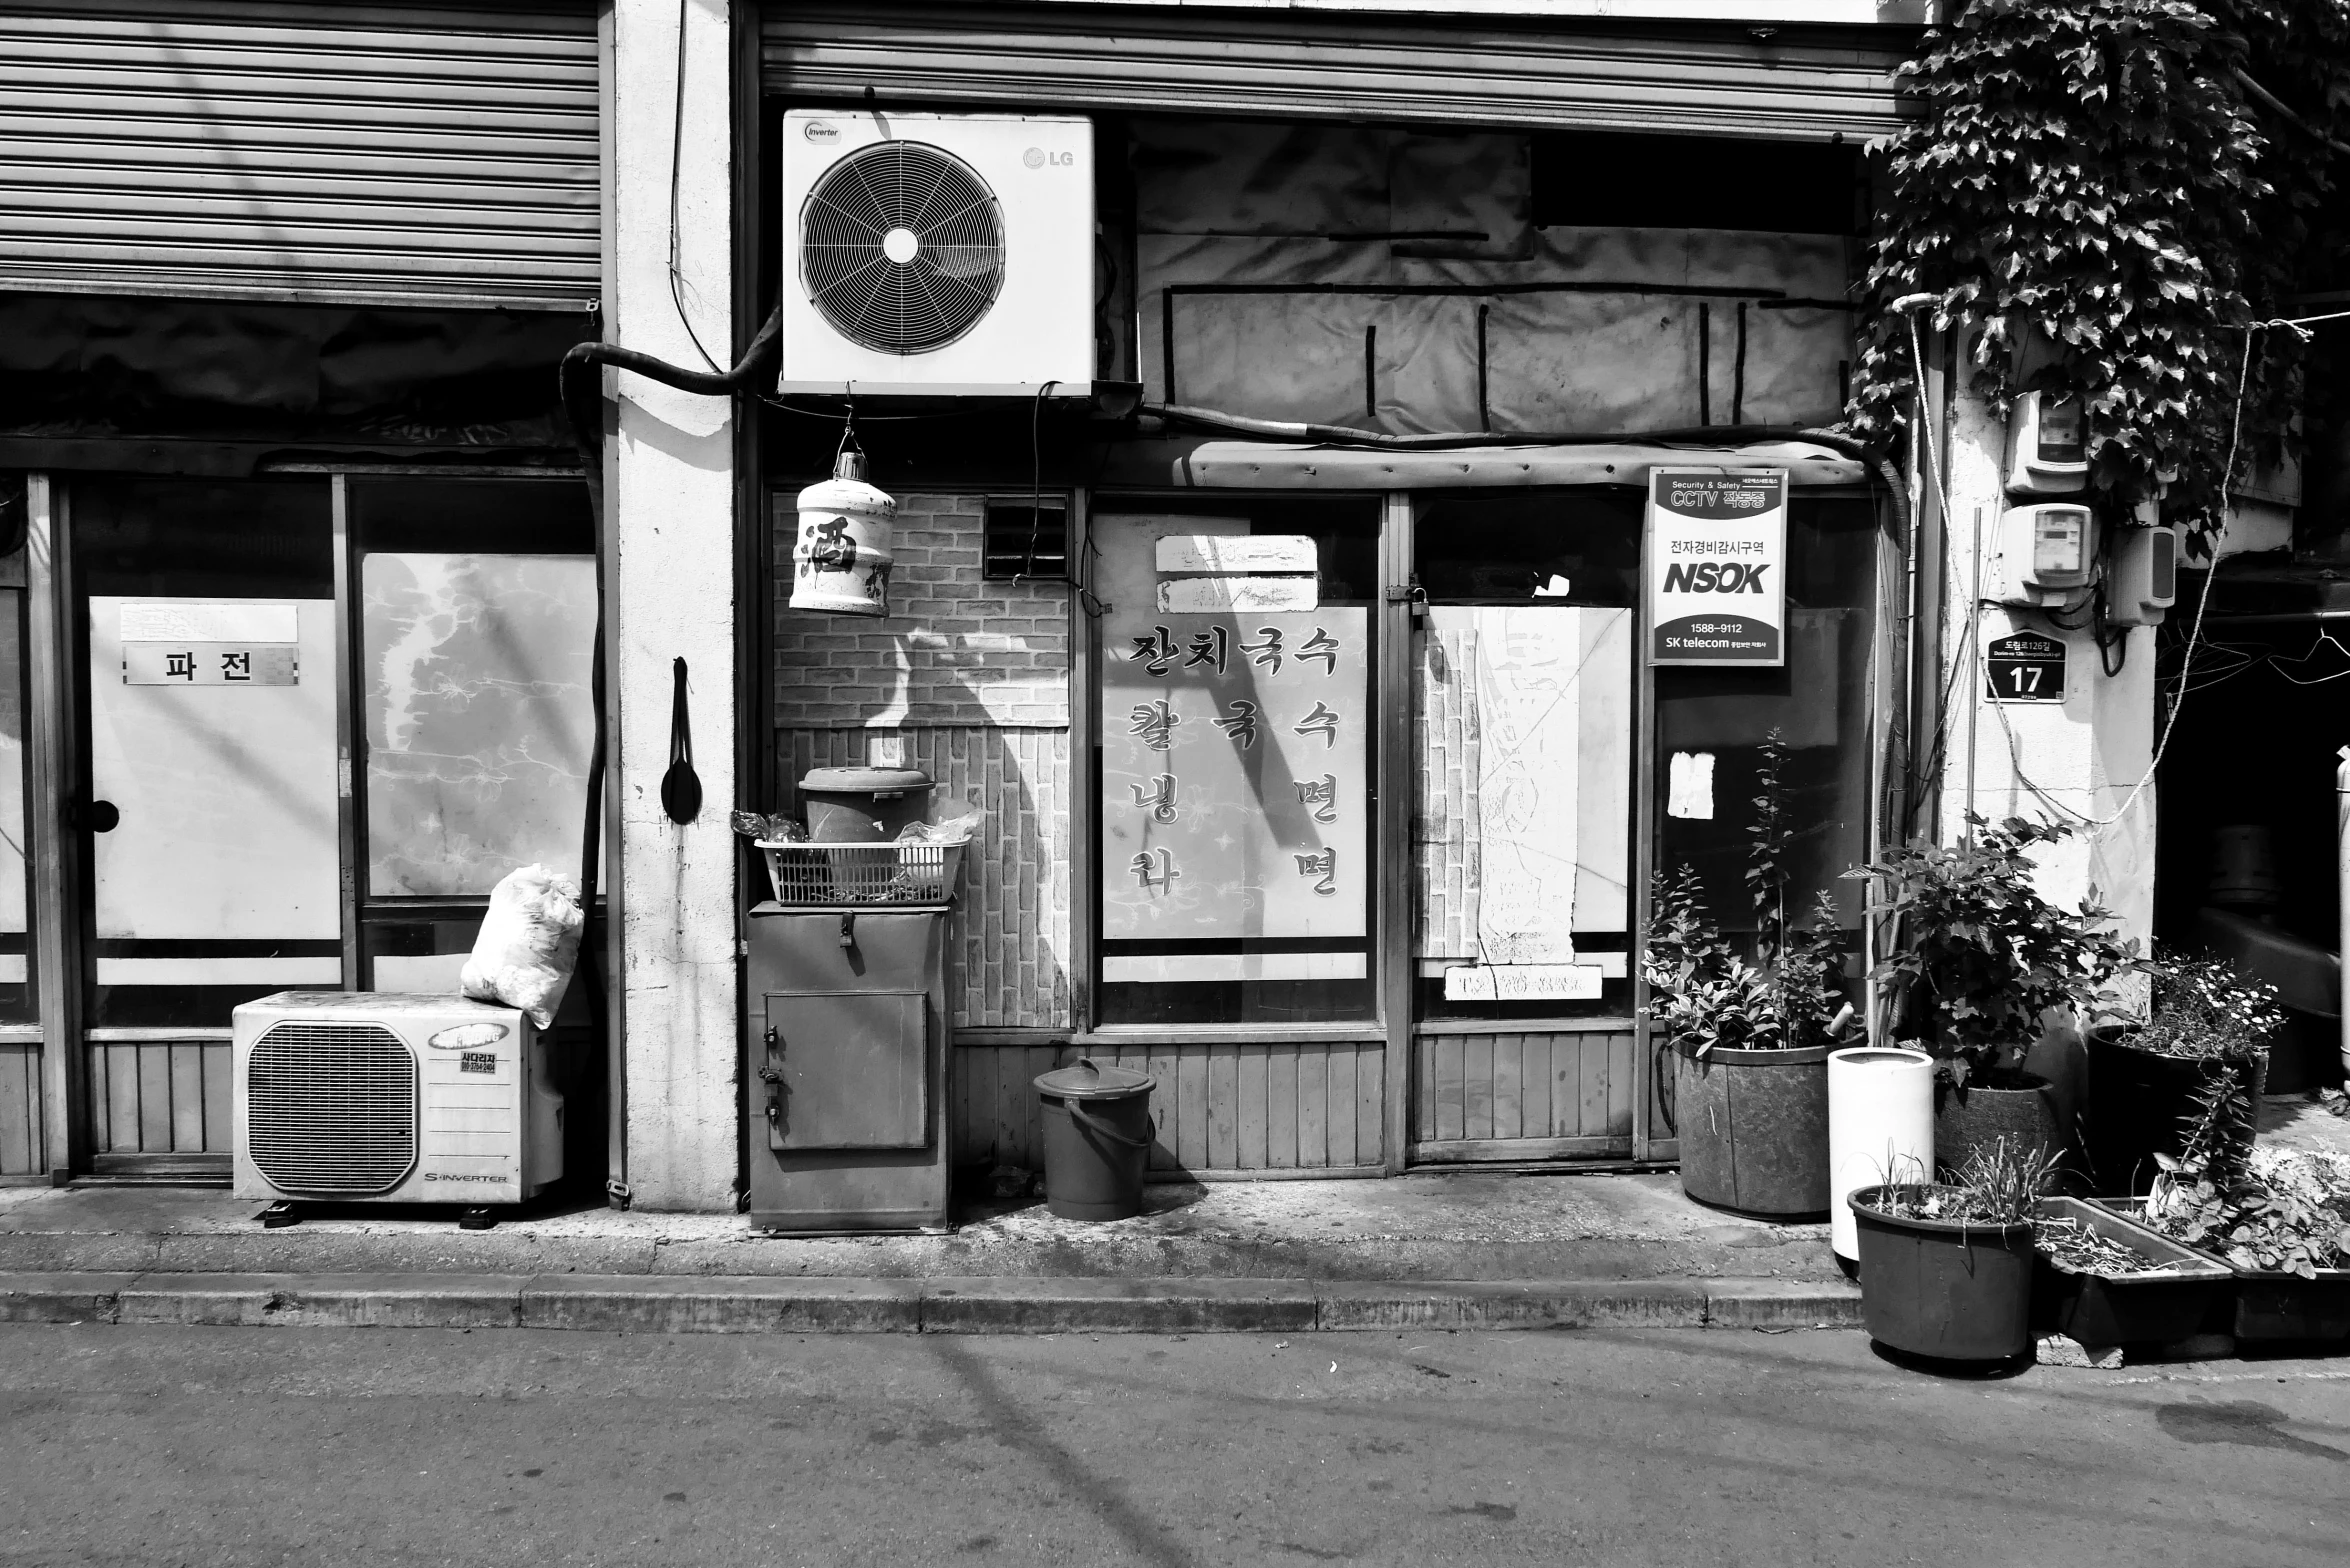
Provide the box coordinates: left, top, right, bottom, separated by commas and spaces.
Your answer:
779, 110, 1093, 398
232, 992, 562, 1205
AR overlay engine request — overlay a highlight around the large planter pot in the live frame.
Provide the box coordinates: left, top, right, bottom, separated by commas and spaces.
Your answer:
1933, 1073, 2063, 1180
2093, 1199, 2350, 1343
2036, 1196, 2233, 1347
1850, 1185, 2036, 1362
2083, 1029, 2265, 1198
1673, 1042, 1831, 1217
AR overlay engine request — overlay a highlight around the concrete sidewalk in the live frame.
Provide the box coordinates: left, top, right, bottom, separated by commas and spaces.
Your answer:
0, 1170, 1855, 1334
0, 1170, 1841, 1282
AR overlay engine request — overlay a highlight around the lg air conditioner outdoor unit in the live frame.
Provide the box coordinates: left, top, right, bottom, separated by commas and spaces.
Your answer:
232, 992, 562, 1206
779, 110, 1094, 398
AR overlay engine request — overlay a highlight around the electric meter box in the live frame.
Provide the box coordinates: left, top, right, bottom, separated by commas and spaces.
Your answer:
1988, 503, 2098, 608
2004, 391, 2090, 496
2108, 523, 2179, 627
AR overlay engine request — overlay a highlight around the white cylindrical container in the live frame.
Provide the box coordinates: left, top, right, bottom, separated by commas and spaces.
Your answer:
1827, 1045, 1935, 1262
790, 450, 897, 616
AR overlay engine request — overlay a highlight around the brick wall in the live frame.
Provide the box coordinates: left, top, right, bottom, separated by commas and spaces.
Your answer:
773, 492, 1069, 728
770, 492, 1075, 1029
776, 727, 1072, 1029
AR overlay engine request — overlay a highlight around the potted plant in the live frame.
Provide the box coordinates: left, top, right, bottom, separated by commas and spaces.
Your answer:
1849, 1138, 2053, 1363
2084, 952, 2280, 1197
2123, 1088, 2350, 1342
2034, 1196, 2233, 1349
1647, 732, 1854, 1218
1854, 815, 2137, 1179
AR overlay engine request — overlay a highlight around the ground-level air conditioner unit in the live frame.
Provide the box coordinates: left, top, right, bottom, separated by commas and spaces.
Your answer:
779, 109, 1094, 398
232, 992, 562, 1205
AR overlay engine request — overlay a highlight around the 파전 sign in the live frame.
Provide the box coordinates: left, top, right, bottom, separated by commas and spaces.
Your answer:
1644, 468, 1788, 666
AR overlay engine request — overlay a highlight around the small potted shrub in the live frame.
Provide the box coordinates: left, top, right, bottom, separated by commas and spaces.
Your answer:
1854, 815, 2136, 1178
2084, 952, 2280, 1197
1849, 1138, 2053, 1363
2125, 1077, 2350, 1341
1647, 733, 1853, 1218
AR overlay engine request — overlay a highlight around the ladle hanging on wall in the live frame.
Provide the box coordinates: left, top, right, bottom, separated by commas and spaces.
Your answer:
661, 656, 702, 824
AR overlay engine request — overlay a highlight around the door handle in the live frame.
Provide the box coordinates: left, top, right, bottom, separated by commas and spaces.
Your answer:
69, 799, 119, 833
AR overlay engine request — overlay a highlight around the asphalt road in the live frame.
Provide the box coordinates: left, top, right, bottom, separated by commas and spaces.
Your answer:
3, 1323, 2346, 1568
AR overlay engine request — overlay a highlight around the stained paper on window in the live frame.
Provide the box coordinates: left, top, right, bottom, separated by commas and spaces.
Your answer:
1101, 609, 1368, 942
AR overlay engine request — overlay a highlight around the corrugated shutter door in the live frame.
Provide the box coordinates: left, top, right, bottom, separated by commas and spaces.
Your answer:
761, 3, 1910, 143
0, 1, 599, 309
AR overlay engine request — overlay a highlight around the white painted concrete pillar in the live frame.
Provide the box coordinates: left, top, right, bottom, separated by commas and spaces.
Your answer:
608, 0, 738, 1210
1935, 380, 2157, 951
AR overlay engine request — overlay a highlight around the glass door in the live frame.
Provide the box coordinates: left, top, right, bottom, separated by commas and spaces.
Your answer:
74, 477, 339, 1170
58, 473, 597, 1177
1406, 489, 1640, 1163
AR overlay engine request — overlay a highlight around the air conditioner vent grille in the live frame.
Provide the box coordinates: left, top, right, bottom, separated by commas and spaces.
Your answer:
801, 140, 1005, 355
246, 1021, 418, 1196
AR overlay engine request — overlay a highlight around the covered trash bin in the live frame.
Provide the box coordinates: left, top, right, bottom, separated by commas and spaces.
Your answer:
798, 766, 933, 841
1034, 1057, 1157, 1220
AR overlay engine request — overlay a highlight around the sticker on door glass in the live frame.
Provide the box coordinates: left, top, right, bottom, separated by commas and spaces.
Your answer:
123, 643, 299, 686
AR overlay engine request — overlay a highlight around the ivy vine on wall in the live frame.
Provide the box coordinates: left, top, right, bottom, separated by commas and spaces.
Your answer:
1847, 0, 2350, 546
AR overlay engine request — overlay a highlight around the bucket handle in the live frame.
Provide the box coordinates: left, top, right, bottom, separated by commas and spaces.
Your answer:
1065, 1100, 1154, 1150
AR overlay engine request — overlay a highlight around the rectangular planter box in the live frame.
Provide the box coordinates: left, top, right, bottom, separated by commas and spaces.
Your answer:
2036, 1196, 2231, 1346
2088, 1197, 2350, 1343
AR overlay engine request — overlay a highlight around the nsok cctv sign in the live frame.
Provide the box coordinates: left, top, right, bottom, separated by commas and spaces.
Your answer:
1644, 468, 1787, 667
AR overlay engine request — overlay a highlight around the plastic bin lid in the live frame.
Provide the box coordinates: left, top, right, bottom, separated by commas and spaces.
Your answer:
799, 767, 933, 794
1034, 1057, 1155, 1100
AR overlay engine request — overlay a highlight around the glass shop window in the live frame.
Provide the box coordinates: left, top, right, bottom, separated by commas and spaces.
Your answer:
351, 479, 596, 995
1653, 492, 1880, 956
1410, 489, 1640, 1022
1092, 496, 1381, 1027
0, 478, 31, 1023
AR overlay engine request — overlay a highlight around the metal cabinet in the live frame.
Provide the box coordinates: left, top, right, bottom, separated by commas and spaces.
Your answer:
743, 903, 951, 1232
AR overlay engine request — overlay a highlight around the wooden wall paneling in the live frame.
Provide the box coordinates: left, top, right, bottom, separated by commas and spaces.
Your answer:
0, 1043, 37, 1173
1486, 1033, 1515, 1140
1206, 1043, 1237, 1168
1234, 1044, 1268, 1169
136, 1044, 170, 1150
1519, 1032, 1551, 1139
1463, 1033, 1495, 1140
1546, 1034, 1577, 1138
86, 1046, 108, 1153
169, 1043, 205, 1152
1608, 1030, 1636, 1136
1579, 1034, 1611, 1139
1356, 1045, 1383, 1165
201, 1043, 231, 1151
1322, 1043, 1353, 1168
1297, 1042, 1328, 1168
1412, 1033, 1434, 1141
104, 1047, 137, 1150
1432, 1034, 1464, 1141
1266, 1042, 1297, 1168
1151, 1042, 1187, 1172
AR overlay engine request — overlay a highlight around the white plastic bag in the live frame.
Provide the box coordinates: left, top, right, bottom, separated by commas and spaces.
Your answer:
460, 864, 584, 1029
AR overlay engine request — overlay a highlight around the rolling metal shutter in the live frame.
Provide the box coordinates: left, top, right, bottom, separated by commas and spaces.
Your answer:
761, 2, 1911, 143
0, 1, 600, 310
